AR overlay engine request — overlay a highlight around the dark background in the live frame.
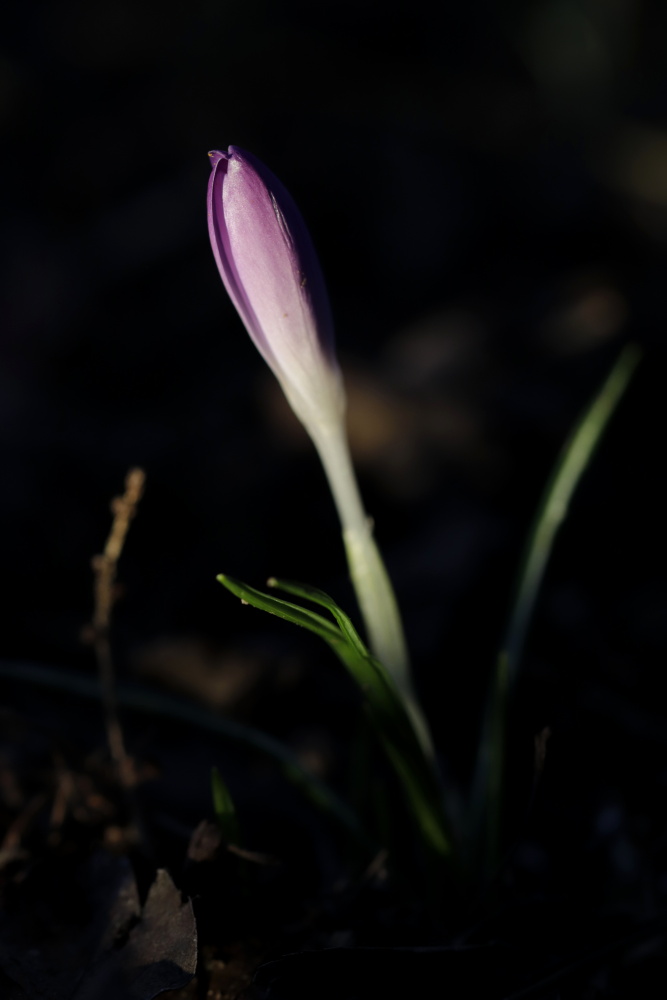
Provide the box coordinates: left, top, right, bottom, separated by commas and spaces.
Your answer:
1, 0, 667, 906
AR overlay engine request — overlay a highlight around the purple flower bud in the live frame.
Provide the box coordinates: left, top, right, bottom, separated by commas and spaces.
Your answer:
207, 147, 344, 431
207, 148, 419, 720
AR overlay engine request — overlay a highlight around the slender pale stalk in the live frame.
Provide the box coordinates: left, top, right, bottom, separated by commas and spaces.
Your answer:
310, 420, 434, 758
310, 423, 407, 682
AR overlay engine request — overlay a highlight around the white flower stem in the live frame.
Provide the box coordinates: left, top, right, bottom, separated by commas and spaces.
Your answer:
311, 421, 434, 758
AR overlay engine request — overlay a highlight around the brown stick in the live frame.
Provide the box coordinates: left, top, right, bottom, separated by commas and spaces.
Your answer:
91, 468, 145, 788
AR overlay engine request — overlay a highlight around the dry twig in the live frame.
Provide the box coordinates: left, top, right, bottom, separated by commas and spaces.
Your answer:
90, 468, 145, 788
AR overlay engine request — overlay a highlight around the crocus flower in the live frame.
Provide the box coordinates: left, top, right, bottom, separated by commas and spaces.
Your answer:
207, 146, 426, 740
207, 146, 345, 434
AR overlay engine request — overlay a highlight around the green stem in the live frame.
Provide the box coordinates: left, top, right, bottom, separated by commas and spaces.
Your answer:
311, 423, 410, 693
311, 422, 434, 759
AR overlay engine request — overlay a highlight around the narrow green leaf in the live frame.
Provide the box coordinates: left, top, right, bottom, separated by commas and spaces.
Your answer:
503, 343, 641, 690
217, 574, 341, 643
269, 577, 437, 764
0, 659, 371, 851
472, 343, 641, 875
267, 578, 419, 748
211, 766, 241, 845
267, 577, 370, 658
261, 579, 453, 861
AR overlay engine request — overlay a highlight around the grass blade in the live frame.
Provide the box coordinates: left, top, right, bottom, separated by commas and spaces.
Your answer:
241, 577, 453, 862
0, 659, 371, 850
217, 574, 342, 643
267, 577, 369, 657
505, 343, 641, 689
211, 766, 241, 845
471, 343, 641, 874
268, 577, 437, 763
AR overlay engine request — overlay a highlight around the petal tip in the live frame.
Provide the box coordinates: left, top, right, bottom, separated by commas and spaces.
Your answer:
208, 149, 227, 169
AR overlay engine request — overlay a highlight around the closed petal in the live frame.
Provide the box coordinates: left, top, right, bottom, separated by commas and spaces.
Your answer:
207, 146, 343, 427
